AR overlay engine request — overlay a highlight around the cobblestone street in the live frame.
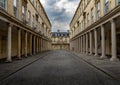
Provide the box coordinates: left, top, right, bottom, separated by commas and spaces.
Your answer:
0, 50, 120, 85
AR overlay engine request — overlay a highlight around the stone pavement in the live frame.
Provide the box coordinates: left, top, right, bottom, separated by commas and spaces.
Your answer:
0, 51, 51, 81
0, 50, 120, 85
72, 52, 120, 81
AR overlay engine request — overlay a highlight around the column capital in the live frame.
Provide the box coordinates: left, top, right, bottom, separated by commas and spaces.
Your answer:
7, 22, 13, 27
110, 19, 115, 23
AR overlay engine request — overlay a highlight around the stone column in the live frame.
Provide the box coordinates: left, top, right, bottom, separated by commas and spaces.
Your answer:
81, 36, 83, 53
40, 38, 41, 52
78, 37, 80, 52
79, 37, 81, 53
37, 37, 38, 53
89, 31, 92, 55
100, 25, 106, 59
76, 39, 77, 52
38, 38, 40, 52
6, 23, 12, 62
30, 34, 32, 55
86, 33, 88, 54
77, 39, 78, 52
94, 29, 98, 56
83, 35, 86, 53
17, 28, 21, 59
41, 38, 42, 52
24, 31, 27, 57
33, 36, 36, 54
110, 20, 119, 61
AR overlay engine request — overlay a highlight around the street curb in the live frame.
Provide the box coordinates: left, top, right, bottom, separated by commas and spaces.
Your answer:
70, 52, 120, 82
0, 51, 51, 83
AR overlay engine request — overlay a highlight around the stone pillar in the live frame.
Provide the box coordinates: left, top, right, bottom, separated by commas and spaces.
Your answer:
40, 37, 42, 52
79, 37, 81, 53
6, 23, 12, 62
17, 29, 21, 59
110, 20, 119, 61
42, 38, 43, 51
100, 25, 106, 59
38, 38, 40, 52
89, 31, 92, 55
81, 36, 83, 53
33, 36, 36, 54
94, 29, 98, 56
76, 39, 77, 52
78, 37, 80, 52
86, 33, 88, 54
30, 34, 32, 55
37, 37, 38, 53
77, 39, 78, 52
83, 35, 86, 53
24, 31, 27, 57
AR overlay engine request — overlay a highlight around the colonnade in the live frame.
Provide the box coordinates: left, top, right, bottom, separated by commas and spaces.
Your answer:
6, 23, 51, 62
70, 19, 119, 61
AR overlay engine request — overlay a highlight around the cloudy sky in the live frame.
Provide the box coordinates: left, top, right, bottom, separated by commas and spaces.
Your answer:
40, 0, 79, 32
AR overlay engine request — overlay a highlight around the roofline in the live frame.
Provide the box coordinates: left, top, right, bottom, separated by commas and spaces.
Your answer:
70, 0, 82, 27
39, 0, 52, 27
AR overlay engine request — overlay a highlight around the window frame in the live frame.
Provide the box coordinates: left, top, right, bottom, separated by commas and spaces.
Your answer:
0, 0, 7, 10
13, 0, 18, 18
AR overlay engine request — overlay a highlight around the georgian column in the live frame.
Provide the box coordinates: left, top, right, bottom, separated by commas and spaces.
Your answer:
100, 25, 106, 59
38, 38, 40, 52
6, 23, 12, 62
40, 38, 41, 52
41, 38, 43, 52
78, 37, 80, 52
76, 38, 78, 52
18, 28, 21, 59
86, 33, 88, 54
83, 35, 86, 53
30, 34, 32, 55
24, 31, 27, 57
37, 37, 38, 53
89, 31, 92, 55
81, 36, 83, 53
33, 36, 36, 54
110, 19, 119, 61
76, 39, 77, 52
94, 29, 98, 56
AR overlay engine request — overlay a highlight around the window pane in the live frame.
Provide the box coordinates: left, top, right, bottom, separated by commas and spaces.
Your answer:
14, 0, 17, 7
0, 0, 6, 9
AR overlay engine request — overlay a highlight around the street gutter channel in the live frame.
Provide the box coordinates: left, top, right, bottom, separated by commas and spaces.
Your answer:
0, 51, 51, 83
70, 52, 120, 82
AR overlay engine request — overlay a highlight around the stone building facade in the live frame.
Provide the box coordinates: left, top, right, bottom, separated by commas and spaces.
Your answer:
0, 0, 51, 62
51, 30, 70, 50
70, 0, 120, 61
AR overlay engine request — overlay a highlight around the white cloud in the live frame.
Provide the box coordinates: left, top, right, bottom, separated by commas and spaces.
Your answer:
55, 0, 77, 16
40, 0, 79, 32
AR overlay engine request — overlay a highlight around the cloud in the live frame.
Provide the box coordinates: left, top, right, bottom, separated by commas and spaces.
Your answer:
40, 0, 79, 32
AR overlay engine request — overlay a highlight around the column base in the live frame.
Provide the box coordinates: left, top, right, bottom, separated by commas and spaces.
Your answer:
89, 53, 92, 56
86, 53, 88, 55
110, 57, 119, 62
17, 57, 22, 60
30, 54, 32, 56
94, 54, 99, 57
5, 59, 12, 63
100, 56, 107, 60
